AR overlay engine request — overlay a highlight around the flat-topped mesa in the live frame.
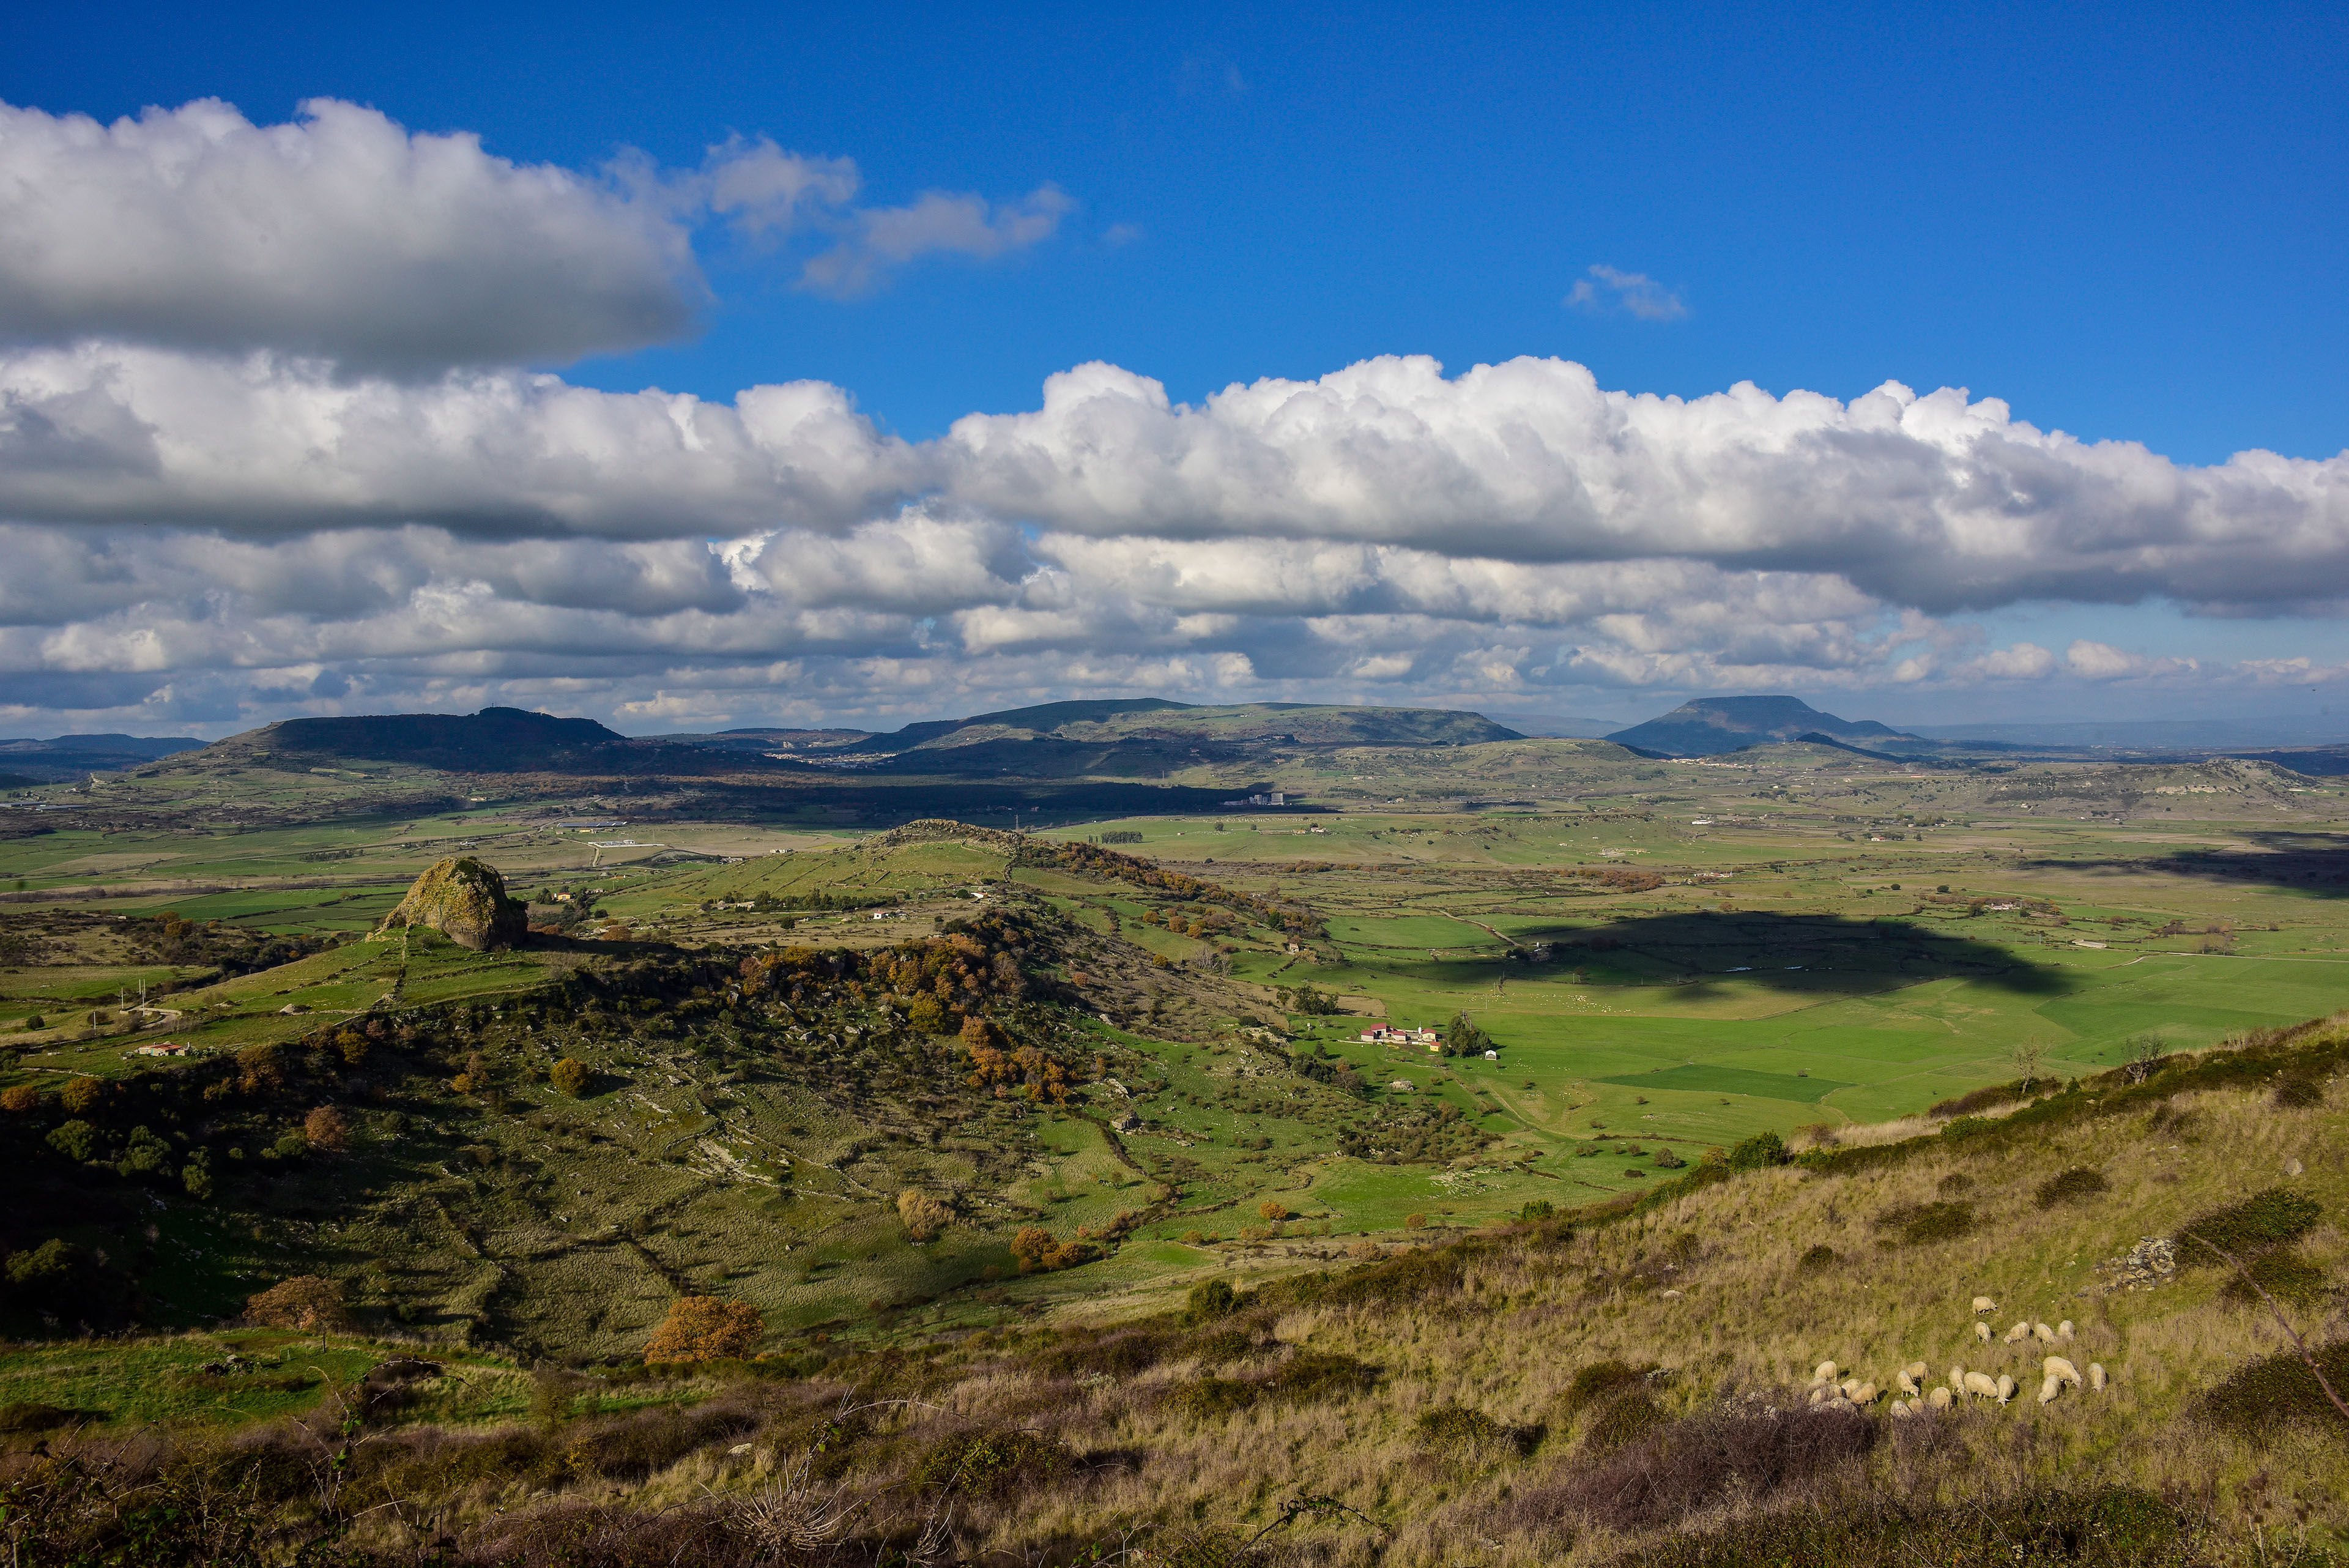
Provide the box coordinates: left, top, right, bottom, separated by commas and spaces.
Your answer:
379, 857, 527, 951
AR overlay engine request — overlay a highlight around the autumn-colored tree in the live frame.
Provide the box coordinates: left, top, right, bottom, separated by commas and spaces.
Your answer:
905, 995, 948, 1033
1010, 1226, 1058, 1273
1258, 1200, 1289, 1222
303, 1106, 349, 1151
0, 1085, 40, 1114
897, 1188, 953, 1241
1405, 1213, 1428, 1230
245, 1275, 352, 1331
642, 1296, 763, 1363
59, 1076, 101, 1115
334, 1029, 369, 1069
960, 1014, 1004, 1051
549, 1057, 590, 1097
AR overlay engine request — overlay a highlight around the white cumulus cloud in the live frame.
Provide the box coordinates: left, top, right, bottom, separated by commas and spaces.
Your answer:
0, 97, 1076, 370
0, 97, 704, 371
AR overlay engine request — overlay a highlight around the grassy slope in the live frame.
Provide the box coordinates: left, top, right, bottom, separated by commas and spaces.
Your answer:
4, 1025, 2342, 1567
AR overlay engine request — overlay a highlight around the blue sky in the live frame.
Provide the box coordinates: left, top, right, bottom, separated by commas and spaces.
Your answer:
1, 1, 2345, 736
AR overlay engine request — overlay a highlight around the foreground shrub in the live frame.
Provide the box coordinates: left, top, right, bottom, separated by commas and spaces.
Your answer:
2033, 1166, 2109, 1209
1562, 1360, 1651, 1416
1166, 1377, 1260, 1419
1722, 1131, 1787, 1172
1417, 1402, 1538, 1462
2217, 1249, 2332, 1311
1182, 1278, 1239, 1325
910, 1427, 1074, 1495
1583, 1392, 1666, 1455
1562, 1399, 1877, 1528
1263, 1351, 1377, 1400
1608, 1486, 2186, 1567
2177, 1187, 2321, 1266
1927, 1080, 2025, 1118
243, 1275, 352, 1331
1873, 1200, 1973, 1246
643, 1296, 763, 1363
2197, 1339, 2349, 1442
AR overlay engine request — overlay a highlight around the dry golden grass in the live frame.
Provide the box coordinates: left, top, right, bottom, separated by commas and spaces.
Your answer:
127, 1041, 2349, 1566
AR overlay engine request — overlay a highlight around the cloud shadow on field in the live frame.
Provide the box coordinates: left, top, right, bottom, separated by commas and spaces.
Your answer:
1390, 910, 2076, 999
2031, 834, 2349, 899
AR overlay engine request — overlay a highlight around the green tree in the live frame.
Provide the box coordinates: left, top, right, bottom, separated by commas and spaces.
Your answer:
549, 1057, 590, 1097
45, 1120, 98, 1162
1445, 1012, 1492, 1057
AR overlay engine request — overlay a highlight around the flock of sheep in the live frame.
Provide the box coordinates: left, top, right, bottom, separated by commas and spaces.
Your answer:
1806, 1296, 2109, 1416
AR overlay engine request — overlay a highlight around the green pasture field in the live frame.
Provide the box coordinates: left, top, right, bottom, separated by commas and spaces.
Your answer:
0, 1333, 529, 1432
3, 743, 2348, 1357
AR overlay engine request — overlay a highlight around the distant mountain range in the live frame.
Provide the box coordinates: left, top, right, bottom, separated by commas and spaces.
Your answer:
0, 733, 202, 784
1604, 696, 1920, 757
72, 695, 2349, 787
154, 699, 1526, 782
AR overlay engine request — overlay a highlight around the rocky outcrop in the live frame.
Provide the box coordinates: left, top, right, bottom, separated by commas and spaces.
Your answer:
379, 858, 527, 951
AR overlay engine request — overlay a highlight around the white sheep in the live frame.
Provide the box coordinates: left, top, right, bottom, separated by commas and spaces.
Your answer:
1973, 1295, 1997, 1313
2089, 1362, 2107, 1392
1814, 1360, 1838, 1384
1975, 1321, 1992, 1342
2003, 1321, 2032, 1343
1927, 1386, 1953, 1410
1996, 1374, 2016, 1404
1808, 1386, 1827, 1404
2032, 1321, 2057, 1343
1852, 1381, 1879, 1405
1950, 1365, 1967, 1391
2038, 1373, 2063, 1405
1904, 1360, 1929, 1381
1888, 1400, 1913, 1419
1897, 1369, 1921, 1397
1963, 1371, 2000, 1399
2044, 1356, 2081, 1388
2057, 1320, 2075, 1340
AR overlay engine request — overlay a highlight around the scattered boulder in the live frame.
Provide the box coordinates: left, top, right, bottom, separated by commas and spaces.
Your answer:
377, 858, 527, 952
